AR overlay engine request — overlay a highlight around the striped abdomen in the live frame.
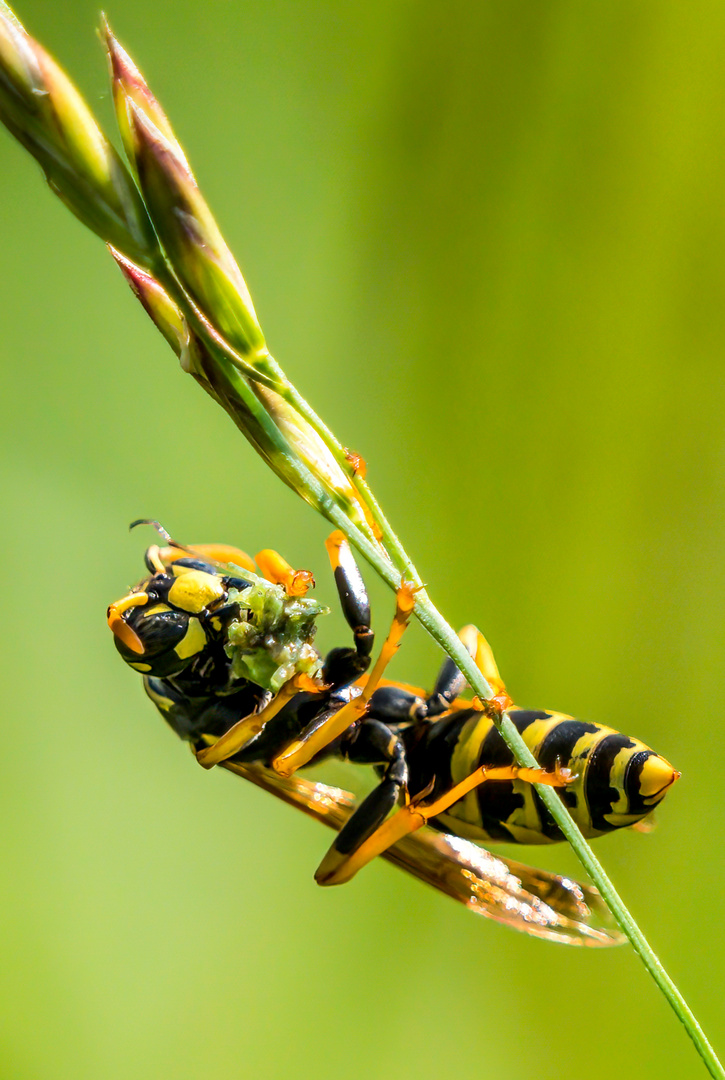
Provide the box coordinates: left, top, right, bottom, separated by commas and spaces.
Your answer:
411, 708, 678, 845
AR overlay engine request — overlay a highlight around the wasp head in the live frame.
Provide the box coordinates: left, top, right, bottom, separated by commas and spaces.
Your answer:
107, 555, 232, 678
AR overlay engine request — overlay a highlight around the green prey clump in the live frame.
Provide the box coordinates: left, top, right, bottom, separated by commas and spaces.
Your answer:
224, 569, 329, 693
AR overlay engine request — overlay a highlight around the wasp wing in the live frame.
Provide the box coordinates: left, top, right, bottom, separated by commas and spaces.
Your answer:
221, 761, 624, 947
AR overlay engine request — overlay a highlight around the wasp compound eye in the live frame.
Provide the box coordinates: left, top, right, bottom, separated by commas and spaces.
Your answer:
110, 601, 207, 677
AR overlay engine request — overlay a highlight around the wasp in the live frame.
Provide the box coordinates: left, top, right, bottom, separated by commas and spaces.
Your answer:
108, 521, 679, 946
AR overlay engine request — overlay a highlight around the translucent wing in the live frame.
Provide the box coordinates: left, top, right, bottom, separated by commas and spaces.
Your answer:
221, 760, 625, 947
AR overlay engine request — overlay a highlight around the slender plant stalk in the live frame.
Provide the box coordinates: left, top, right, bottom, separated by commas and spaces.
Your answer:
0, 5, 721, 1075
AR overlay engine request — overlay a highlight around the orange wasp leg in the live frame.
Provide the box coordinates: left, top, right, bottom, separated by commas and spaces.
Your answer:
271, 576, 418, 779
195, 673, 322, 768
183, 544, 257, 574
315, 760, 574, 886
457, 624, 514, 715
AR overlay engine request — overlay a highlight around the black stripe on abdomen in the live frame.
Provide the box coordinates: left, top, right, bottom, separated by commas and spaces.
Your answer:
474, 709, 555, 769
585, 733, 636, 832
508, 709, 554, 733
479, 714, 600, 842
536, 719, 600, 770
529, 719, 600, 838
474, 721, 524, 837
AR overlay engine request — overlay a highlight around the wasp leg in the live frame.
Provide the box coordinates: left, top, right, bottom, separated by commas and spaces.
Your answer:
412, 624, 507, 720
143, 542, 257, 575
424, 625, 512, 716
315, 759, 574, 885
359, 622, 500, 724
425, 655, 467, 716
321, 531, 375, 687
312, 719, 408, 876
177, 543, 257, 573
195, 674, 321, 768
271, 579, 417, 778
458, 624, 514, 712
421, 625, 483, 717
367, 684, 427, 723
254, 548, 315, 597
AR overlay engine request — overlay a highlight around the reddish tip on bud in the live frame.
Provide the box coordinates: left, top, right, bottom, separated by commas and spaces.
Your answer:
102, 17, 189, 172
103, 25, 265, 359
110, 247, 200, 374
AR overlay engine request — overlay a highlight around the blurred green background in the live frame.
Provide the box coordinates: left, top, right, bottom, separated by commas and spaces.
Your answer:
1, 2, 724, 1077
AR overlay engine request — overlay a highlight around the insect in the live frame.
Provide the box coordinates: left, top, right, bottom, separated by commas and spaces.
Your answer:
108, 520, 679, 946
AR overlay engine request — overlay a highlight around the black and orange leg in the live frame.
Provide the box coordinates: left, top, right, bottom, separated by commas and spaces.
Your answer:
458, 624, 514, 713
362, 624, 512, 727
360, 626, 496, 724
195, 673, 321, 768
366, 684, 427, 724
321, 531, 374, 687
389, 624, 509, 722
271, 559, 418, 778
423, 624, 513, 717
315, 759, 573, 885
425, 656, 467, 716
324, 719, 408, 863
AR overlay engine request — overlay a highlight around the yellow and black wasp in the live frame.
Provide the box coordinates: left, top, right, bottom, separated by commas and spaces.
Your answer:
108, 521, 680, 946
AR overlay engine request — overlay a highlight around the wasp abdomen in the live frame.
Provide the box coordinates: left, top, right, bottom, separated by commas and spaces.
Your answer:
414, 707, 677, 846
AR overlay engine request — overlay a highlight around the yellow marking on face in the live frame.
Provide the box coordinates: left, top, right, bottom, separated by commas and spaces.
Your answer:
144, 603, 172, 617
174, 617, 207, 660
167, 570, 225, 614
130, 662, 153, 672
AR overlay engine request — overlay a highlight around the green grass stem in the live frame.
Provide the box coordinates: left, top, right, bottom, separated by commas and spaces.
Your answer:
0, 5, 721, 1073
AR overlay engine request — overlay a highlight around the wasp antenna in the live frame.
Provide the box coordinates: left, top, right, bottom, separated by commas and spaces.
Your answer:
129, 519, 176, 545
130, 519, 199, 565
